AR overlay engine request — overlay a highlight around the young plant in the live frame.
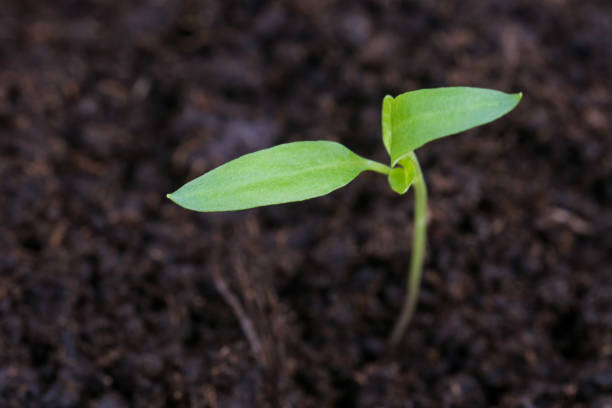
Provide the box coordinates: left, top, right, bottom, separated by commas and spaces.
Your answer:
167, 87, 522, 345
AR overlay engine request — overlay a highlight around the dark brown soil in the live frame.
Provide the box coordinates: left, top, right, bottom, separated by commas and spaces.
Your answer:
1, 1, 611, 407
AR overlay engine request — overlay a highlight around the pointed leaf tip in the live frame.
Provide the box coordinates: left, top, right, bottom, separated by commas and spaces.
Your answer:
167, 141, 373, 212
389, 87, 523, 166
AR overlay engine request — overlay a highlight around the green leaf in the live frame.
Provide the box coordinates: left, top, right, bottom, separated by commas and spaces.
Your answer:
387, 159, 415, 194
381, 95, 394, 155
390, 87, 522, 165
167, 141, 380, 212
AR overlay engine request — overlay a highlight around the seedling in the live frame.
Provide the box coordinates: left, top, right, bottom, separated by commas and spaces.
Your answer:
168, 87, 522, 345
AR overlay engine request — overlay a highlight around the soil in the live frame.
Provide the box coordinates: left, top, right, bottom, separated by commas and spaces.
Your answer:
1, 0, 611, 407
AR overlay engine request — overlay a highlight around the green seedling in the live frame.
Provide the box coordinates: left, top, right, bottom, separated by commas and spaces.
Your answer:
168, 87, 522, 345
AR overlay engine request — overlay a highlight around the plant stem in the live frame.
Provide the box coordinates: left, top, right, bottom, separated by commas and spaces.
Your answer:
366, 159, 392, 175
389, 151, 428, 346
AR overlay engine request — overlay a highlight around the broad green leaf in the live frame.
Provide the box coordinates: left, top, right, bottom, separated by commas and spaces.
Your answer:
381, 95, 394, 155
167, 141, 377, 212
390, 87, 522, 165
387, 159, 415, 194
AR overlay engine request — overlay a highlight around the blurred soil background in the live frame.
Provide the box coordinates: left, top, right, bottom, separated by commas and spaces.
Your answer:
1, 0, 611, 407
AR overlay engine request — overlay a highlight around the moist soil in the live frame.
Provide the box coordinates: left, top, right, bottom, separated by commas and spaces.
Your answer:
1, 1, 611, 407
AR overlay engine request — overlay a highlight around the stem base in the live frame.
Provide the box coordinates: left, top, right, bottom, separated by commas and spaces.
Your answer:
389, 152, 428, 346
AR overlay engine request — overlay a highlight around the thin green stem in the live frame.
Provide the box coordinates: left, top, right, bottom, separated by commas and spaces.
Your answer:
389, 151, 428, 346
365, 159, 392, 175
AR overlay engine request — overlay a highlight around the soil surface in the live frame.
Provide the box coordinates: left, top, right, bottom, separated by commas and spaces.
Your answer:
1, 1, 612, 407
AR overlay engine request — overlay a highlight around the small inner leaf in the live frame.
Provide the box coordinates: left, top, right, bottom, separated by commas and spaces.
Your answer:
382, 95, 394, 156
390, 87, 522, 165
387, 160, 415, 195
167, 141, 375, 212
